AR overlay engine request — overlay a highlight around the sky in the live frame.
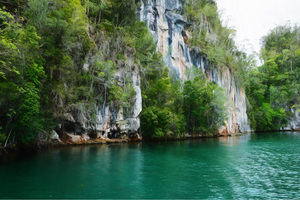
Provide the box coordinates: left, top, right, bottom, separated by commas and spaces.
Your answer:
216, 0, 300, 61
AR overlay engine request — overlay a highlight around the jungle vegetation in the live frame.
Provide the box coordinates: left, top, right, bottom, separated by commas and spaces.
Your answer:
246, 25, 300, 131
0, 0, 228, 147
0, 0, 298, 147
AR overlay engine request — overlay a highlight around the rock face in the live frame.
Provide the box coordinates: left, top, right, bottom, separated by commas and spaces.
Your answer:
53, 0, 251, 141
284, 109, 300, 131
89, 46, 143, 139
60, 45, 142, 140
49, 130, 62, 144
138, 0, 251, 134
94, 61, 142, 138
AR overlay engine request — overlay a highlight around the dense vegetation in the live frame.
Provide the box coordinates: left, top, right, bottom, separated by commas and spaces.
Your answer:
183, 69, 227, 135
246, 25, 300, 131
0, 0, 229, 147
183, 0, 300, 131
1, 0, 298, 148
140, 66, 227, 138
0, 0, 141, 146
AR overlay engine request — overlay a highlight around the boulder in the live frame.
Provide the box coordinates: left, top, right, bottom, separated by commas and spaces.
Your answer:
49, 130, 62, 144
82, 133, 90, 142
66, 133, 82, 143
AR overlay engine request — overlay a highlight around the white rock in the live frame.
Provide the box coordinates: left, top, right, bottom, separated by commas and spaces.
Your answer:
83, 63, 89, 71
49, 130, 62, 143
66, 133, 82, 143
82, 133, 90, 141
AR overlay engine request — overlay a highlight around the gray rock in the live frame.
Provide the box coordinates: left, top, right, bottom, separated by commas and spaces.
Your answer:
83, 63, 89, 71
63, 113, 75, 123
49, 130, 62, 144
82, 133, 90, 142
284, 109, 300, 131
36, 131, 48, 145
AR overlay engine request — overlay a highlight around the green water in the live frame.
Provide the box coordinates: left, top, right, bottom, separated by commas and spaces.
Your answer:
0, 132, 299, 199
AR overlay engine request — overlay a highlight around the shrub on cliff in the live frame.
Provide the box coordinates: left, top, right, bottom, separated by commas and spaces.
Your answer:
183, 69, 227, 135
183, 0, 253, 86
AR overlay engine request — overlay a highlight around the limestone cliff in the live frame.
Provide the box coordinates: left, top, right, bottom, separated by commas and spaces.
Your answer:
52, 36, 143, 142
138, 0, 250, 134
48, 0, 251, 144
284, 109, 300, 131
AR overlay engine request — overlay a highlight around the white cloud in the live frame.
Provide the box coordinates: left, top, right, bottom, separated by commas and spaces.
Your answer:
216, 0, 300, 60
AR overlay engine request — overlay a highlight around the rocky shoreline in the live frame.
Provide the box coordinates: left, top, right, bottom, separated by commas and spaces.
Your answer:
0, 131, 245, 156
0, 136, 141, 157
3, 130, 300, 157
3, 130, 300, 156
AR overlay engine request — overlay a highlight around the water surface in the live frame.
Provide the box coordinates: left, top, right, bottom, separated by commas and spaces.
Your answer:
0, 132, 299, 199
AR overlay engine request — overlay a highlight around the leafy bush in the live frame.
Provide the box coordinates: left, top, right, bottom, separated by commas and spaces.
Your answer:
246, 25, 300, 131
183, 69, 227, 135
0, 0, 238, 145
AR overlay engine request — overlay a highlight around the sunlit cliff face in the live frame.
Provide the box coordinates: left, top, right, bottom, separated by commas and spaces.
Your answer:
138, 0, 251, 134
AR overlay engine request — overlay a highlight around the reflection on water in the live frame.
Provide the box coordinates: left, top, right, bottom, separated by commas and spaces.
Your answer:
217, 133, 251, 146
0, 132, 299, 199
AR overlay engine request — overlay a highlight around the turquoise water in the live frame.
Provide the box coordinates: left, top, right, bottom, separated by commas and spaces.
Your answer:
0, 132, 299, 199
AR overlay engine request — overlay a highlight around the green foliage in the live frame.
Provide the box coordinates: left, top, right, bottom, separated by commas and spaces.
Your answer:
141, 106, 172, 138
0, 6, 46, 145
84, 0, 137, 28
246, 25, 300, 131
0, 0, 235, 145
17, 83, 43, 144
130, 21, 188, 138
183, 0, 254, 85
0, 0, 27, 15
183, 69, 227, 135
140, 65, 186, 138
0, 0, 142, 146
139, 41, 227, 138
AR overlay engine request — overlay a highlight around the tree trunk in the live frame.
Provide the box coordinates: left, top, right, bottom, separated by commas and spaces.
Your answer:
97, 10, 102, 24
4, 129, 12, 148
103, 85, 107, 114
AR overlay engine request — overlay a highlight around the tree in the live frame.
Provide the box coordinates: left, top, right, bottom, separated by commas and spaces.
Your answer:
183, 70, 226, 135
246, 25, 300, 131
